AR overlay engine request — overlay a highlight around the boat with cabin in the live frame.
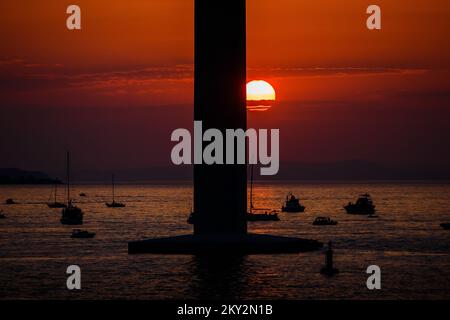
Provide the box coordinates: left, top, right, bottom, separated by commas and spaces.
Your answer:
344, 193, 376, 215
71, 229, 95, 239
313, 216, 338, 226
281, 192, 305, 213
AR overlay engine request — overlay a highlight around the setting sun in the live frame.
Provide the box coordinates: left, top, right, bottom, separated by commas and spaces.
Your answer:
247, 80, 276, 111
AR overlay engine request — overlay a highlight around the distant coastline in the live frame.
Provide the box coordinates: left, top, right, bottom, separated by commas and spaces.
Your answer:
0, 168, 61, 185
2, 160, 450, 184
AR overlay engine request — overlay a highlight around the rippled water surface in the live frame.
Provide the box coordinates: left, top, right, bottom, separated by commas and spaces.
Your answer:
0, 182, 449, 299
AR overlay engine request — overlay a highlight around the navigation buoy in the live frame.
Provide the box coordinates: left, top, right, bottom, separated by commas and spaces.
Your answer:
320, 241, 339, 276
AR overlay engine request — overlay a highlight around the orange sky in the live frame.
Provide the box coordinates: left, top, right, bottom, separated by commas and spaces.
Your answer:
0, 0, 449, 107
0, 0, 450, 173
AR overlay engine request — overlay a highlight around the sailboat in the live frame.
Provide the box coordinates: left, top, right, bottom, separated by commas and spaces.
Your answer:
246, 164, 280, 222
60, 152, 84, 225
187, 165, 280, 224
106, 174, 125, 208
47, 179, 67, 208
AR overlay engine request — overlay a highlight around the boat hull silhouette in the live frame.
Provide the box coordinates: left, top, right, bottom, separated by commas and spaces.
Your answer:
246, 212, 280, 221
440, 223, 450, 230
71, 230, 95, 238
106, 202, 126, 208
344, 204, 375, 215
313, 217, 338, 226
281, 206, 305, 213
5, 199, 17, 205
60, 206, 83, 225
48, 202, 67, 209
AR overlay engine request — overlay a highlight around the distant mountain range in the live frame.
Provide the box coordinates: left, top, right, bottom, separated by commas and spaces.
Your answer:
36, 160, 450, 183
0, 168, 61, 184
2, 161, 449, 184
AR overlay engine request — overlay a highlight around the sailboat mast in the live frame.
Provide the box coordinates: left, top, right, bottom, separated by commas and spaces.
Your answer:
54, 180, 57, 203
250, 164, 254, 212
67, 152, 70, 204
112, 174, 115, 202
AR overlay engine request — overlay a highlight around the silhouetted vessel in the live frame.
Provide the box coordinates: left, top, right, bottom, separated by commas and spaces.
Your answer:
441, 223, 450, 230
0, 210, 6, 219
71, 229, 95, 239
106, 174, 125, 208
188, 165, 280, 224
61, 201, 83, 225
187, 212, 196, 224
47, 180, 67, 208
5, 198, 17, 205
281, 193, 305, 213
247, 210, 280, 221
79, 193, 87, 197
60, 152, 84, 225
344, 193, 376, 215
313, 217, 338, 226
247, 164, 279, 221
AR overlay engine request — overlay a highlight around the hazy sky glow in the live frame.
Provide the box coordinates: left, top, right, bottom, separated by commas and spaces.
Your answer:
0, 0, 449, 175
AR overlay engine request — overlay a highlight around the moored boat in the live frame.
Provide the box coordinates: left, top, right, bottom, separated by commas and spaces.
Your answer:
60, 152, 84, 225
105, 174, 125, 208
247, 164, 280, 222
344, 193, 376, 215
313, 216, 338, 226
47, 180, 67, 208
281, 193, 305, 213
440, 223, 450, 230
5, 198, 17, 205
61, 201, 84, 225
247, 210, 280, 221
71, 229, 95, 238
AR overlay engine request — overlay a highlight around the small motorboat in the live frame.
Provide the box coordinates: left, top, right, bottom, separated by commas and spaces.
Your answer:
281, 192, 305, 213
344, 193, 376, 215
313, 217, 338, 226
5, 198, 17, 205
79, 193, 87, 197
0, 211, 6, 219
440, 223, 450, 230
71, 229, 95, 239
